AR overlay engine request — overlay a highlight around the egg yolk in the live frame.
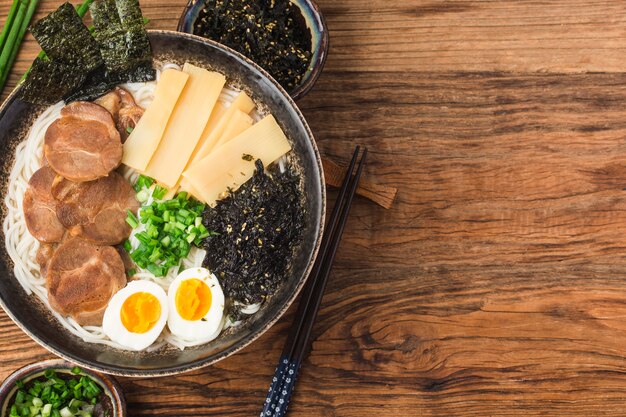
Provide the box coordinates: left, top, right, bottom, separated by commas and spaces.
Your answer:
175, 278, 212, 321
120, 292, 161, 334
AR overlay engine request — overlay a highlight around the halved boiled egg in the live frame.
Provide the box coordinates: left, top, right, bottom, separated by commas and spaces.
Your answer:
167, 267, 224, 342
103, 280, 168, 351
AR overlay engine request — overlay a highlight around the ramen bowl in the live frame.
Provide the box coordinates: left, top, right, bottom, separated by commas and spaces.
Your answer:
0, 30, 325, 377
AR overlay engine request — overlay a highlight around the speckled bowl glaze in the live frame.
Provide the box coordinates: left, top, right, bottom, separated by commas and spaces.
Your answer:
0, 30, 325, 377
0, 359, 126, 416
177, 0, 329, 100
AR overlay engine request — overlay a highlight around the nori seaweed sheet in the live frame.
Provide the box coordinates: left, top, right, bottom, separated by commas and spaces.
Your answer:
19, 58, 87, 105
202, 160, 304, 315
66, 0, 154, 102
29, 2, 102, 73
127, 64, 156, 82
90, 0, 152, 77
63, 65, 155, 102
22, 0, 153, 105
63, 67, 122, 102
116, 0, 144, 26
64, 64, 154, 102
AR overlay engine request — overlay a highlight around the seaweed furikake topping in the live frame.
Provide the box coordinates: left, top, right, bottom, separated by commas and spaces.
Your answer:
193, 0, 312, 92
202, 159, 304, 315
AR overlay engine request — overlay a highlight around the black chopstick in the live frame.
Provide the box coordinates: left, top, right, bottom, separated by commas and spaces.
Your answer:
261, 146, 367, 417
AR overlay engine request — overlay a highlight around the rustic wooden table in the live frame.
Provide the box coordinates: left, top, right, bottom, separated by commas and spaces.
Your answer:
3, 0, 626, 415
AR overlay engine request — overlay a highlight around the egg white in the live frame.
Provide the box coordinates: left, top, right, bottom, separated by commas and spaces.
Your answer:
102, 280, 168, 351
167, 267, 225, 342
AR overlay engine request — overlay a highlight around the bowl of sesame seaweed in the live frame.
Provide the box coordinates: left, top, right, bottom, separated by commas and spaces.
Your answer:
178, 0, 329, 100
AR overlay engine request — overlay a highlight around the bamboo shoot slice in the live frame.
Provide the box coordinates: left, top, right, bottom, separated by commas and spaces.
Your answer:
212, 109, 254, 150
193, 92, 255, 161
174, 92, 255, 196
122, 69, 189, 171
183, 115, 291, 205
144, 63, 226, 187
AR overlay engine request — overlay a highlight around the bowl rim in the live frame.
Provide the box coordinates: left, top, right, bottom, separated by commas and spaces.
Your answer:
176, 0, 330, 100
0, 359, 126, 416
0, 29, 326, 377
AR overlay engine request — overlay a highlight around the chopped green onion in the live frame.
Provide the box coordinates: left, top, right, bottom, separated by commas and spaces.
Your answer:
149, 214, 163, 223
125, 210, 139, 228
153, 185, 167, 200
136, 189, 149, 203
9, 369, 103, 417
68, 399, 82, 409
126, 126, 134, 134
125, 192, 213, 277
133, 174, 155, 192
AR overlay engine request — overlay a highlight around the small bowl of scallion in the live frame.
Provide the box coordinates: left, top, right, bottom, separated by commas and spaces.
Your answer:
0, 359, 125, 417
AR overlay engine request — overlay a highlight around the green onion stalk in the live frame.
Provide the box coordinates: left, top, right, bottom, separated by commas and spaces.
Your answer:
0, 0, 29, 89
0, 0, 40, 92
0, 0, 20, 53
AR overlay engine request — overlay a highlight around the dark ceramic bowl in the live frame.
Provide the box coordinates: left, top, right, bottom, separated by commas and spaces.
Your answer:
177, 0, 329, 100
0, 30, 325, 377
0, 359, 126, 416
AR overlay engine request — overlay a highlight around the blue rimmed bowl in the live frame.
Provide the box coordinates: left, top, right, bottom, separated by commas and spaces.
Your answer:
0, 360, 126, 416
177, 0, 329, 100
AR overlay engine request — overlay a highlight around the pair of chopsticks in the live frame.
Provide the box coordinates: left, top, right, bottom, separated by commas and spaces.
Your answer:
260, 146, 367, 417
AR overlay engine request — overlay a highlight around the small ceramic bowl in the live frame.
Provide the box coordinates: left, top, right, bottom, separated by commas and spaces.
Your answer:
0, 359, 126, 416
177, 0, 329, 100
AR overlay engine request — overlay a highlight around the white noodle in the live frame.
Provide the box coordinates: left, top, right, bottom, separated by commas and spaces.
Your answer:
3, 62, 265, 351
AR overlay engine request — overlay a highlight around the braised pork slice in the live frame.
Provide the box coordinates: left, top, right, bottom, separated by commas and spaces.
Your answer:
52, 171, 139, 245
44, 102, 122, 182
36, 243, 57, 278
23, 166, 65, 243
47, 237, 126, 325
95, 87, 144, 142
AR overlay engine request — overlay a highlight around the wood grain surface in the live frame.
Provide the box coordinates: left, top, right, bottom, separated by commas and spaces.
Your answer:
3, 1, 626, 416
